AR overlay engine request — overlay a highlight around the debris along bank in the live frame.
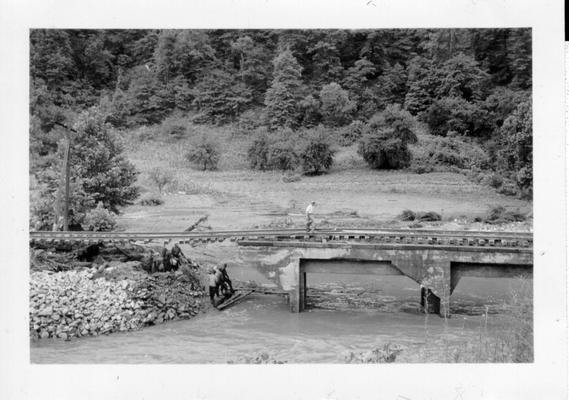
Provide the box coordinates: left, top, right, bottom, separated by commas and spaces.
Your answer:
29, 242, 208, 341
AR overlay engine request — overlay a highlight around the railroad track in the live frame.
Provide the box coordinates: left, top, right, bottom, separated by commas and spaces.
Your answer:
29, 228, 533, 249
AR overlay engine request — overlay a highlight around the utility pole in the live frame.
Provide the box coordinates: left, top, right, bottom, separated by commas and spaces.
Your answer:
63, 134, 71, 231
55, 122, 77, 231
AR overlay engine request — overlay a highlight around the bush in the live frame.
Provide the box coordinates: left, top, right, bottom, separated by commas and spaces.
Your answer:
481, 173, 503, 189
497, 180, 519, 196
399, 209, 416, 221
237, 109, 264, 134
484, 206, 526, 224
371, 104, 418, 144
138, 193, 164, 206
338, 120, 365, 146
185, 136, 221, 171
83, 202, 117, 231
345, 343, 402, 363
358, 106, 418, 170
159, 115, 188, 139
358, 128, 412, 169
298, 127, 335, 175
282, 172, 301, 183
416, 211, 442, 222
398, 210, 441, 222
148, 167, 174, 193
495, 101, 532, 196
247, 129, 271, 170
410, 135, 490, 172
423, 97, 493, 138
247, 128, 299, 172
266, 135, 299, 171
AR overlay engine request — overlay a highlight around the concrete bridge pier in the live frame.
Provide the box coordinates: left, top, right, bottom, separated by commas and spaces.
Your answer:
238, 242, 533, 318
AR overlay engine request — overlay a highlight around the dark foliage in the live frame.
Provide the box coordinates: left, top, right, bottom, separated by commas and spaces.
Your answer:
298, 127, 335, 175
185, 136, 221, 171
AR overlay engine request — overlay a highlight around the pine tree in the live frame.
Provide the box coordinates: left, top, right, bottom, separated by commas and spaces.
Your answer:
264, 49, 303, 130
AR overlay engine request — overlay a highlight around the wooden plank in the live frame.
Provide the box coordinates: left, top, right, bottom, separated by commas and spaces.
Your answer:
217, 290, 253, 310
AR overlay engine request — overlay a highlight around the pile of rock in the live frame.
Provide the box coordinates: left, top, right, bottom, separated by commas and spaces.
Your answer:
30, 267, 205, 341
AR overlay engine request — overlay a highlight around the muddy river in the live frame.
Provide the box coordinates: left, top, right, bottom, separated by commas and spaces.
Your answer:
31, 269, 529, 364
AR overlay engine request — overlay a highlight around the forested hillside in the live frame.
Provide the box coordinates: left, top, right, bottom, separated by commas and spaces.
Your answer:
29, 29, 532, 230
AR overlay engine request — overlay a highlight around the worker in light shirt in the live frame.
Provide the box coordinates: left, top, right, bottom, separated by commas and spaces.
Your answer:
305, 201, 316, 233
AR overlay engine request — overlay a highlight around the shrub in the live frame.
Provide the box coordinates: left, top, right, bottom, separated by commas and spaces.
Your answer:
282, 172, 301, 183
298, 127, 335, 175
266, 135, 299, 171
148, 167, 174, 193
484, 206, 526, 224
138, 193, 164, 206
345, 343, 402, 363
237, 109, 264, 134
159, 115, 188, 139
185, 136, 221, 171
247, 128, 299, 172
398, 210, 441, 222
358, 128, 412, 169
416, 211, 442, 221
371, 104, 418, 144
497, 180, 519, 196
423, 97, 493, 138
399, 209, 416, 221
495, 101, 532, 196
481, 173, 503, 189
410, 135, 490, 172
338, 120, 365, 146
247, 129, 271, 170
83, 202, 117, 231
358, 105, 418, 170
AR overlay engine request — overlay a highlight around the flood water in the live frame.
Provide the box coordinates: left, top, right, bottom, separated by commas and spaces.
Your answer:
30, 269, 530, 364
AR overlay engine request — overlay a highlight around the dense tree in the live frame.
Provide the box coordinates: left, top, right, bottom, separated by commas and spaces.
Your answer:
69, 108, 139, 212
358, 106, 418, 169
192, 69, 253, 123
298, 127, 335, 175
496, 101, 532, 194
29, 28, 534, 203
264, 49, 303, 129
319, 83, 355, 127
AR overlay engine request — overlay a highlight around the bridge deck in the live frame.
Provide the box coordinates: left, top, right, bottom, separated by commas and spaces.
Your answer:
29, 229, 533, 250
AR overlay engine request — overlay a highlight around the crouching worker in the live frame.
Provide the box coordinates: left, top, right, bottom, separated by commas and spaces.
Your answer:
218, 264, 234, 295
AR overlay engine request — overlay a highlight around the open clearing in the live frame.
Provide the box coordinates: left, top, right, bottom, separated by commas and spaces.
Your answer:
117, 135, 532, 233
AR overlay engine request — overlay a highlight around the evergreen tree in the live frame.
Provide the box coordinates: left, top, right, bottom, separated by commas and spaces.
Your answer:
264, 49, 303, 129
69, 108, 139, 213
193, 69, 253, 123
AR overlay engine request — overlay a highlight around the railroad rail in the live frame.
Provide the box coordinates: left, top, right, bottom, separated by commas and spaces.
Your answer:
29, 228, 533, 249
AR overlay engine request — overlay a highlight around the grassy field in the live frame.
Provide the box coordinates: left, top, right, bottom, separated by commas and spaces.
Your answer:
116, 126, 532, 232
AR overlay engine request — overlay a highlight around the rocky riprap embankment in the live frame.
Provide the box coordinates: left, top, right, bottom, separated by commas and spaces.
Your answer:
30, 248, 206, 340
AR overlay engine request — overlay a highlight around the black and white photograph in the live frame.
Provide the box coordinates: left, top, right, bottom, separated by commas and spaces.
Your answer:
1, 0, 566, 399
28, 27, 535, 364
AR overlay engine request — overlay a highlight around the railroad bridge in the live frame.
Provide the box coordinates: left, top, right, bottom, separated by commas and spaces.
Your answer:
30, 228, 533, 316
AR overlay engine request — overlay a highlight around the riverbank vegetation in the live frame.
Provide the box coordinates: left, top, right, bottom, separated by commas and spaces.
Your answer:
30, 29, 532, 231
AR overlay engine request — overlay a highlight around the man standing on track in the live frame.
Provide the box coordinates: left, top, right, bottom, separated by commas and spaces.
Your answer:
306, 201, 316, 233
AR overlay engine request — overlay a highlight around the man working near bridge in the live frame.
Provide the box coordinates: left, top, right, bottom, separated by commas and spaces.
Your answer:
306, 201, 316, 233
218, 263, 234, 295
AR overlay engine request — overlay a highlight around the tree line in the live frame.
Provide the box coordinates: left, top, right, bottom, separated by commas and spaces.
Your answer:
29, 29, 532, 229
